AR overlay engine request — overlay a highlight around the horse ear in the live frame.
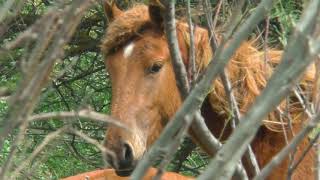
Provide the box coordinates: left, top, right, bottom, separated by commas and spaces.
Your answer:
103, 0, 123, 22
148, 1, 164, 29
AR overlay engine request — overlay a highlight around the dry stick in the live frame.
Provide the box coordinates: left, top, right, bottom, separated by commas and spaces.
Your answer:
277, 107, 295, 178
162, 0, 197, 173
316, 134, 320, 180
212, 0, 223, 31
132, 0, 193, 179
202, 0, 218, 50
1, 10, 57, 51
24, 13, 60, 79
287, 132, 320, 177
0, 87, 10, 97
198, 0, 320, 179
276, 108, 290, 144
203, 0, 259, 176
220, 70, 260, 176
187, 0, 196, 84
0, 0, 16, 23
287, 87, 315, 179
1, 10, 60, 144
192, 113, 249, 179
65, 140, 101, 168
192, 112, 249, 179
70, 128, 114, 158
0, 0, 93, 153
153, 114, 194, 180
9, 127, 68, 179
154, 1, 246, 179
186, 4, 248, 178
0, 118, 29, 179
25, 15, 61, 73
293, 88, 313, 118
220, 0, 246, 42
285, 97, 295, 137
70, 128, 117, 173
263, 15, 270, 77
161, 0, 190, 99
254, 114, 320, 180
131, 0, 275, 179
22, 154, 50, 179
0, 13, 57, 173
150, 2, 212, 179
314, 56, 320, 180
0, 0, 26, 27
28, 109, 127, 130
149, 1, 194, 178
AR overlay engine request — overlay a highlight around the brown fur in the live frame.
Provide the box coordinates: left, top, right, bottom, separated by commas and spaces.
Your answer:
61, 168, 193, 180
101, 4, 315, 179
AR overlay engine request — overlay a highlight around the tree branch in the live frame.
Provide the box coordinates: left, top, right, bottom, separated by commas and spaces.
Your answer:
198, 0, 320, 179
132, 0, 275, 179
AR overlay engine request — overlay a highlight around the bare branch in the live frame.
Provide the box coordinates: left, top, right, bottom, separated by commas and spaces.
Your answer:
187, 0, 196, 83
204, 0, 260, 177
28, 109, 127, 129
161, 0, 190, 99
69, 128, 113, 157
198, 0, 320, 178
0, 0, 94, 152
132, 0, 275, 179
254, 115, 320, 180
287, 132, 320, 177
9, 127, 68, 179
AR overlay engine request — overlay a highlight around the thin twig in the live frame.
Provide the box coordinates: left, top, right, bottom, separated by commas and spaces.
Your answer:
28, 109, 127, 129
314, 55, 320, 180
186, 0, 196, 84
212, 0, 223, 30
220, 70, 260, 176
0, 0, 94, 153
161, 0, 190, 99
9, 127, 68, 179
69, 128, 114, 157
0, 119, 29, 179
203, 0, 259, 176
198, 0, 320, 178
132, 0, 276, 179
254, 114, 320, 180
287, 132, 320, 177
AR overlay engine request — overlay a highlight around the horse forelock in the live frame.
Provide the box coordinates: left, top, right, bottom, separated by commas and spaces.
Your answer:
101, 5, 150, 56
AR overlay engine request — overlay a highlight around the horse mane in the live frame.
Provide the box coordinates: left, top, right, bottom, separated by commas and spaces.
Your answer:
209, 42, 314, 131
101, 5, 315, 132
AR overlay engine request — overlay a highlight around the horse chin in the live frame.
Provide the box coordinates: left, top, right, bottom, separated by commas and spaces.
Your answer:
115, 168, 134, 177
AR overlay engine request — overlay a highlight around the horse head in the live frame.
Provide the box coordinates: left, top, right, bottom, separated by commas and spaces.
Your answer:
101, 2, 210, 176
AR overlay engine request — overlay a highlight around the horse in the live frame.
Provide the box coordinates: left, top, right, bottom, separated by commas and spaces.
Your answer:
61, 168, 193, 180
100, 2, 315, 179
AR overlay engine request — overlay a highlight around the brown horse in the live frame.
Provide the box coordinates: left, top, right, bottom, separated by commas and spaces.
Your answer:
101, 2, 315, 179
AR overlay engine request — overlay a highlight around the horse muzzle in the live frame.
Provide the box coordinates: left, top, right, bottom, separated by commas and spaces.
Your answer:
104, 139, 141, 177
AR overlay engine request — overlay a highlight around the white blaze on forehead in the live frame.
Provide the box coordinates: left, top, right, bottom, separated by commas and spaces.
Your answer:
123, 42, 135, 58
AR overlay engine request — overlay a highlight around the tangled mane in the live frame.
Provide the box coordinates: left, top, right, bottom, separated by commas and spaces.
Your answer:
101, 5, 315, 132
209, 43, 314, 132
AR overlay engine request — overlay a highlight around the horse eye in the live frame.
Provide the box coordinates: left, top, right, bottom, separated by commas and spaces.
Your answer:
148, 63, 163, 74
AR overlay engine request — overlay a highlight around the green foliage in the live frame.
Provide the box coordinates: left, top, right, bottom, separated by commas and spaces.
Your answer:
0, 0, 304, 179
270, 0, 303, 46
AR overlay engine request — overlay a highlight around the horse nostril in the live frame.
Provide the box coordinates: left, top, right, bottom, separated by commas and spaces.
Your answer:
123, 142, 133, 163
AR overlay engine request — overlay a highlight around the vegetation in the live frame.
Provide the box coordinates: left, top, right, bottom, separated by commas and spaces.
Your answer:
0, 0, 315, 179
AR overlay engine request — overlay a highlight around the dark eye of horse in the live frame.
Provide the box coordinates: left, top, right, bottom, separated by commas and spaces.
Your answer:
148, 63, 163, 74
